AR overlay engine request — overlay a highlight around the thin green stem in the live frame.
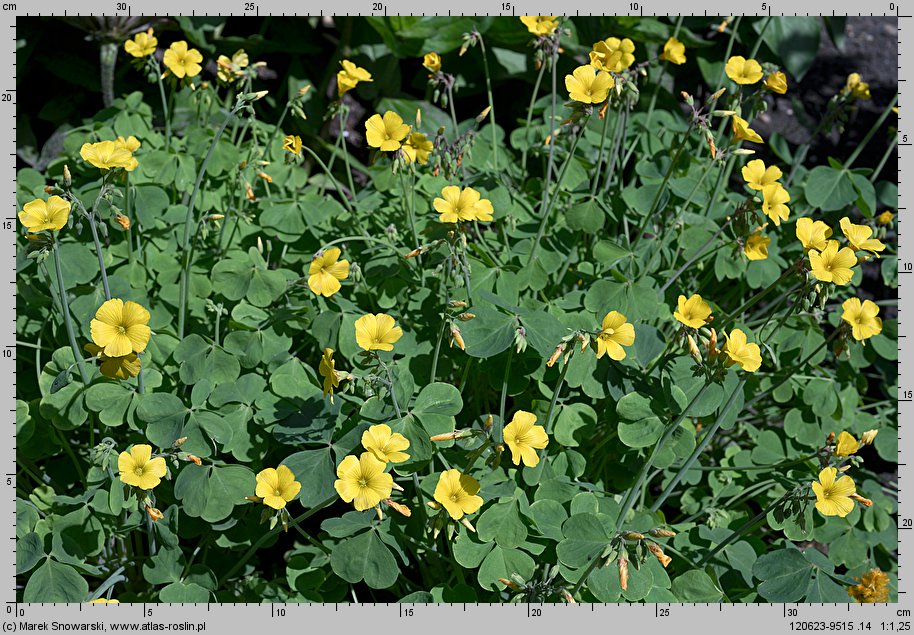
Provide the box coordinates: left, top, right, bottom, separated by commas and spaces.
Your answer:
399, 171, 420, 251
446, 84, 459, 137
156, 63, 171, 150
869, 133, 897, 184
52, 238, 90, 385
616, 383, 710, 525
659, 218, 733, 293
590, 107, 613, 198
746, 329, 841, 408
86, 213, 111, 301
478, 37, 498, 170
698, 491, 791, 566
845, 94, 899, 170
527, 119, 589, 266
218, 495, 337, 586
496, 347, 514, 443
520, 61, 547, 172
178, 104, 241, 339
650, 377, 747, 513
570, 551, 604, 598
339, 106, 358, 200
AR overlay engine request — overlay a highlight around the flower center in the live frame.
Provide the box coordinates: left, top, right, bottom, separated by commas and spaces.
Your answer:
604, 328, 615, 335
117, 325, 127, 334
358, 478, 367, 487
134, 467, 144, 476
450, 494, 458, 502
274, 489, 282, 497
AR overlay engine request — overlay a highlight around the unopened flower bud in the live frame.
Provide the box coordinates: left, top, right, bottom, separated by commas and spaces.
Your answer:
245, 495, 263, 503
63, 165, 72, 188
430, 430, 472, 442
145, 505, 164, 522
174, 437, 188, 447
498, 578, 521, 590
256, 170, 273, 183
711, 109, 737, 117
186, 454, 202, 466
450, 324, 465, 351
476, 106, 491, 123
298, 85, 312, 97
514, 326, 527, 354
484, 415, 493, 431
687, 334, 702, 363
386, 499, 412, 517
44, 185, 54, 194
114, 214, 131, 230
618, 556, 629, 591
680, 91, 694, 105
622, 531, 644, 541
561, 589, 576, 604
459, 517, 476, 532
391, 482, 405, 492
648, 528, 677, 538
709, 87, 727, 102
457, 312, 475, 321
860, 429, 878, 445
851, 493, 873, 507
547, 343, 566, 368
732, 148, 756, 156
647, 542, 672, 568
826, 431, 836, 445
208, 214, 225, 221
427, 500, 441, 510
448, 300, 467, 308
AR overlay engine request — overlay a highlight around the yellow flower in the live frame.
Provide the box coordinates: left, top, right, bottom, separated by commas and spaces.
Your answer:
337, 59, 373, 96
744, 231, 770, 261
877, 211, 894, 225
503, 410, 549, 467
841, 298, 882, 341
401, 132, 434, 165
118, 444, 167, 490
434, 185, 482, 223
565, 65, 614, 104
433, 469, 483, 520
216, 49, 248, 84
846, 73, 871, 100
848, 569, 890, 603
795, 217, 832, 251
354, 313, 403, 352
590, 37, 635, 72
835, 431, 861, 457
659, 37, 686, 65
861, 429, 878, 445
125, 29, 157, 58
255, 465, 301, 510
809, 240, 857, 285
673, 294, 711, 329
90, 299, 151, 358
365, 111, 410, 151
80, 140, 137, 171
163, 41, 203, 79
89, 598, 119, 604
474, 197, 494, 222
839, 217, 886, 257
761, 183, 790, 226
283, 134, 302, 156
595, 311, 635, 361
741, 159, 782, 191
362, 424, 410, 463
811, 466, 855, 517
765, 71, 788, 94
334, 452, 393, 511
84, 343, 141, 380
725, 55, 763, 85
422, 52, 441, 72
520, 16, 559, 36
722, 328, 762, 372
731, 115, 764, 144
318, 348, 339, 401
115, 135, 141, 153
18, 196, 70, 233
307, 247, 350, 297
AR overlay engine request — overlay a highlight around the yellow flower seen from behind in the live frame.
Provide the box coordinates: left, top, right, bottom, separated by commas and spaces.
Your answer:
118, 444, 167, 490
125, 29, 157, 58
520, 16, 559, 36
795, 217, 832, 251
163, 41, 203, 79
761, 183, 790, 226
84, 343, 141, 380
595, 311, 635, 361
362, 423, 410, 464
659, 37, 686, 65
18, 196, 70, 233
809, 240, 857, 285
355, 313, 403, 352
744, 231, 770, 261
565, 65, 614, 104
402, 132, 433, 165
731, 115, 764, 144
877, 211, 894, 225
725, 55, 763, 85
337, 59, 372, 96
307, 247, 349, 298
722, 328, 762, 372
503, 410, 549, 467
90, 298, 151, 358
80, 140, 137, 171
841, 298, 882, 341
365, 111, 410, 151
846, 73, 871, 100
835, 431, 861, 457
334, 452, 393, 511
741, 159, 782, 191
839, 217, 886, 257
319, 348, 339, 401
673, 294, 711, 328
433, 469, 483, 520
765, 71, 788, 94
255, 465, 302, 510
422, 52, 441, 72
811, 466, 855, 517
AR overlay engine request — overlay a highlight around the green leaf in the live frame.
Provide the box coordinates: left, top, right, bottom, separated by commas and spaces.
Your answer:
461, 306, 515, 358
554, 402, 597, 448
566, 200, 605, 233
174, 464, 255, 523
556, 513, 615, 568
330, 530, 400, 589
24, 559, 88, 602
281, 449, 336, 508
753, 548, 814, 602
159, 581, 210, 602
477, 545, 535, 591
17, 532, 44, 575
477, 500, 527, 548
616, 392, 664, 448
671, 570, 723, 602
805, 165, 857, 212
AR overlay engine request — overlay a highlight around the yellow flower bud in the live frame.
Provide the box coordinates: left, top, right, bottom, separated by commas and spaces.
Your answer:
459, 517, 476, 533
647, 542, 672, 568
851, 493, 873, 508
386, 499, 412, 517
861, 429, 878, 445
114, 214, 131, 230
145, 505, 164, 522
618, 556, 629, 591
622, 531, 644, 541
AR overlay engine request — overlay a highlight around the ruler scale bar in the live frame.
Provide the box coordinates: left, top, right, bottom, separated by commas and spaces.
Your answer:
5, 1, 907, 632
